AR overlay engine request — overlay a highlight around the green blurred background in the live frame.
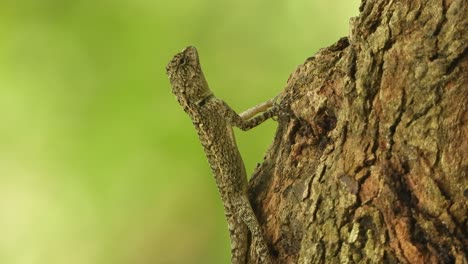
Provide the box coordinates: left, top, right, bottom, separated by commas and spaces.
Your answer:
0, 1, 359, 263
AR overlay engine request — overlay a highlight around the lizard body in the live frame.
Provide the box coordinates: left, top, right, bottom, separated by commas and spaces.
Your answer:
166, 46, 275, 264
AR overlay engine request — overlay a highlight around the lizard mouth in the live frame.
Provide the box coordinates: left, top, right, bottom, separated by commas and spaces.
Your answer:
166, 54, 182, 78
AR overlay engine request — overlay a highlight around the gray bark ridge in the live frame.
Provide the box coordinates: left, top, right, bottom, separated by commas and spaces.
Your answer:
248, 0, 467, 263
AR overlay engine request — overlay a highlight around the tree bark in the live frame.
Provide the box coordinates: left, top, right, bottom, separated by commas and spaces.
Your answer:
248, 0, 467, 263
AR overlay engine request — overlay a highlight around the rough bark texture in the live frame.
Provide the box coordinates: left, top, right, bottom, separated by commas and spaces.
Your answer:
248, 0, 467, 263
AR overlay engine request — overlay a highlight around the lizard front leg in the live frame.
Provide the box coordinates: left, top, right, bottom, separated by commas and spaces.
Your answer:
224, 99, 279, 131
238, 99, 275, 121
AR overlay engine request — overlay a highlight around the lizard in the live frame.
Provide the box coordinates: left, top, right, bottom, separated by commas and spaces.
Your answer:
166, 46, 277, 264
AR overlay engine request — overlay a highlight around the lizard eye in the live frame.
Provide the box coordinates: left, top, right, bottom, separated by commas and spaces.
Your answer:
179, 57, 187, 66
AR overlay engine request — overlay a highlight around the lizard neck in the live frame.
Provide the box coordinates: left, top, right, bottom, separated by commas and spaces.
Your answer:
195, 92, 214, 107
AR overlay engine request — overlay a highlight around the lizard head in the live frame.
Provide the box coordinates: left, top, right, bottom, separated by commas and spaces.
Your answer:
166, 46, 212, 112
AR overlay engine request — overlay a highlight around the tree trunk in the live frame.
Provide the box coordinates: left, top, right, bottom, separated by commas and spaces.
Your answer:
248, 0, 467, 263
